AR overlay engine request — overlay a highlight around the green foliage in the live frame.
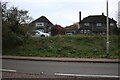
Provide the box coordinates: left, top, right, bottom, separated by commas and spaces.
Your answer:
112, 26, 120, 35
3, 35, 119, 58
51, 27, 59, 36
2, 2, 33, 48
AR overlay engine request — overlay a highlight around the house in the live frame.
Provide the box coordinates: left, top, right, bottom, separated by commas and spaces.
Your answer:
78, 12, 117, 34
30, 16, 54, 34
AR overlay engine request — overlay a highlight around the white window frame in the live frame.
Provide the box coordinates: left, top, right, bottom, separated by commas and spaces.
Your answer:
35, 22, 44, 27
87, 30, 90, 33
96, 23, 102, 26
84, 30, 87, 34
84, 23, 90, 26
80, 30, 83, 33
110, 23, 114, 26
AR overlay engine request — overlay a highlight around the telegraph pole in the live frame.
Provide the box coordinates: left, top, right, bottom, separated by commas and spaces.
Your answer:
106, 0, 109, 57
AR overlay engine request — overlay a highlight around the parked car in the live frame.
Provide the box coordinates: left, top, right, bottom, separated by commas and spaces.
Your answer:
66, 32, 73, 35
31, 30, 50, 37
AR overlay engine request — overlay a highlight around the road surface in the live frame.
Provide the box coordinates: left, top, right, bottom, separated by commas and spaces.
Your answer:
2, 59, 119, 77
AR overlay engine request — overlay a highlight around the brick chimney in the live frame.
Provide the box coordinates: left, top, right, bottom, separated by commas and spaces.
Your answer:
78, 11, 81, 29
102, 13, 104, 15
79, 11, 81, 23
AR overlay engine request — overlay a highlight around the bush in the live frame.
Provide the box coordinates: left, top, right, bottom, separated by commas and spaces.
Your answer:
3, 32, 24, 48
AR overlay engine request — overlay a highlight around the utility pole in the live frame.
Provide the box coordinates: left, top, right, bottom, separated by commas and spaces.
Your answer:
106, 0, 109, 57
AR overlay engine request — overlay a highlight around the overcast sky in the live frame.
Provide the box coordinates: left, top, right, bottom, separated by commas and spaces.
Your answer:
3, 0, 120, 27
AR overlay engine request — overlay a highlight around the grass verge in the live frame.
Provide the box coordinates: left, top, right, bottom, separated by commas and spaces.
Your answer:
3, 35, 119, 58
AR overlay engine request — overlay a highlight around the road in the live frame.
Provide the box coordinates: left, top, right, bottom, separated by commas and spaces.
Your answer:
2, 59, 119, 77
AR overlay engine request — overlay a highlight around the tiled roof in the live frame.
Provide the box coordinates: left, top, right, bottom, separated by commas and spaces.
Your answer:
81, 14, 117, 23
54, 25, 64, 30
31, 16, 53, 25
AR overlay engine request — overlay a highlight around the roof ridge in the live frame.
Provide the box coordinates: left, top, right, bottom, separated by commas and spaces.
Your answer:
30, 16, 54, 25
81, 15, 116, 23
88, 15, 105, 17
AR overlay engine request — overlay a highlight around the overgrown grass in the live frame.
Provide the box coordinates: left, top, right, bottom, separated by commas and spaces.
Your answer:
3, 35, 119, 58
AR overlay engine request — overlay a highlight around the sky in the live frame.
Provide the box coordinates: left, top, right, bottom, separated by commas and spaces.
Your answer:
2, 0, 120, 27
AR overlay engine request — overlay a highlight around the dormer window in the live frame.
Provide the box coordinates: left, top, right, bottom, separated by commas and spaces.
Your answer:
35, 22, 44, 27
96, 23, 102, 26
84, 23, 90, 26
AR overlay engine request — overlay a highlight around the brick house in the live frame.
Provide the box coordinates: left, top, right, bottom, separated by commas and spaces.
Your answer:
78, 13, 117, 34
30, 16, 54, 33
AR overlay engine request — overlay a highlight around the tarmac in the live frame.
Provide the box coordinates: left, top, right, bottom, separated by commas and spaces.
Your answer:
1, 56, 120, 63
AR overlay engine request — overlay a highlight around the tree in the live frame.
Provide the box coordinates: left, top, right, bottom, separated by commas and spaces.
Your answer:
69, 22, 79, 30
1, 2, 33, 48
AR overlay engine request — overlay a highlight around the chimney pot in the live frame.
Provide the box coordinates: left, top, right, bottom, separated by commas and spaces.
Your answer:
79, 11, 81, 23
102, 13, 104, 15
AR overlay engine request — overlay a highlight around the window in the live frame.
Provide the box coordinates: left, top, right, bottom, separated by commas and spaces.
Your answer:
84, 30, 87, 34
38, 29, 44, 32
84, 23, 90, 26
96, 23, 102, 26
87, 30, 90, 33
110, 23, 114, 26
49, 27, 52, 29
47, 26, 51, 29
80, 30, 83, 33
35, 22, 44, 27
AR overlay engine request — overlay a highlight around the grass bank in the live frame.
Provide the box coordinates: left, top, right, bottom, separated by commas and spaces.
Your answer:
3, 35, 119, 58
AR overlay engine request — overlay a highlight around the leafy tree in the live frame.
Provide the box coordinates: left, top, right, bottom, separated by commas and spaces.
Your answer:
112, 26, 120, 35
1, 2, 33, 48
69, 22, 79, 30
51, 24, 65, 36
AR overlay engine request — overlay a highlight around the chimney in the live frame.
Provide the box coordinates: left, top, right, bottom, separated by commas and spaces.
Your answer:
102, 13, 104, 15
79, 11, 81, 23
78, 11, 81, 29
